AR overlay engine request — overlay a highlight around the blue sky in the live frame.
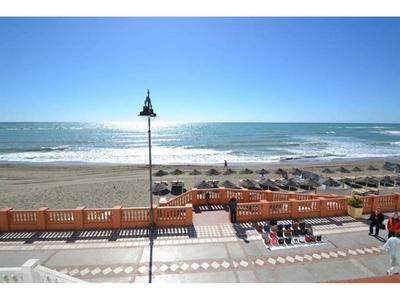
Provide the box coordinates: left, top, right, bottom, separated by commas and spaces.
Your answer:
1, 14, 399, 123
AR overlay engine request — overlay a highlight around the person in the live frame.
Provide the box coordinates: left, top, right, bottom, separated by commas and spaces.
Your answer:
224, 160, 228, 169
260, 173, 266, 181
369, 207, 385, 237
387, 212, 400, 239
228, 195, 237, 223
383, 231, 400, 275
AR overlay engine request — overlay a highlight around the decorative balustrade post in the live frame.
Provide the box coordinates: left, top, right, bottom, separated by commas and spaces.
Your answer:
394, 193, 400, 211
260, 200, 269, 220
112, 206, 122, 229
74, 206, 86, 230
370, 195, 380, 212
318, 197, 327, 217
191, 188, 199, 205
185, 203, 193, 226
37, 207, 49, 231
0, 207, 12, 232
290, 199, 299, 220
151, 204, 157, 228
21, 259, 42, 283
218, 187, 226, 205
266, 190, 273, 202
241, 189, 250, 202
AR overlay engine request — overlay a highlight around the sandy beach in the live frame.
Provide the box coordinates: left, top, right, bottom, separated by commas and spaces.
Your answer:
1, 159, 400, 210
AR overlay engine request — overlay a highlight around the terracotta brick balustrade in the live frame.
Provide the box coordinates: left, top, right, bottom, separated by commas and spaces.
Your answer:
1, 188, 399, 232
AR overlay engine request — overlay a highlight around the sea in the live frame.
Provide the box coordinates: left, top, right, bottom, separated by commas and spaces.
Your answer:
0, 122, 400, 166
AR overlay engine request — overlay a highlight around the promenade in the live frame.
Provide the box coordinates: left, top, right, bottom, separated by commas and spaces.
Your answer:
1, 205, 399, 284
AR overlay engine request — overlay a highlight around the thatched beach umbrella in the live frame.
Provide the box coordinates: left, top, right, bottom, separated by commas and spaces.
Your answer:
281, 178, 298, 191
239, 168, 254, 175
218, 180, 239, 189
257, 168, 269, 175
322, 177, 341, 187
239, 179, 257, 189
298, 178, 320, 191
259, 178, 278, 190
153, 169, 169, 180
205, 168, 221, 176
189, 169, 202, 176
366, 165, 379, 176
336, 167, 351, 179
194, 180, 213, 189
321, 167, 335, 174
223, 168, 236, 176
151, 182, 169, 196
291, 168, 303, 176
275, 168, 288, 178
377, 175, 393, 187
169, 168, 185, 177
355, 176, 379, 188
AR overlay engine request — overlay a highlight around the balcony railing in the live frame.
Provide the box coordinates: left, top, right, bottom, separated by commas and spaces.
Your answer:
1, 188, 399, 231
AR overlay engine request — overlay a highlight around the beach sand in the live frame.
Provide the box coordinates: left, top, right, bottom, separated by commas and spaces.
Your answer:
1, 159, 400, 210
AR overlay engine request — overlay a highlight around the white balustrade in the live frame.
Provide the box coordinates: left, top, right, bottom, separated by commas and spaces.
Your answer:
0, 259, 87, 283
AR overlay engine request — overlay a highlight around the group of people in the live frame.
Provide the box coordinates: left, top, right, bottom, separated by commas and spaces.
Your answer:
369, 208, 400, 239
361, 207, 400, 275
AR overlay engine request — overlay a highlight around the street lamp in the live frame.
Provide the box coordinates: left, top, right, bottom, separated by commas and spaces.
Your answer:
139, 89, 157, 231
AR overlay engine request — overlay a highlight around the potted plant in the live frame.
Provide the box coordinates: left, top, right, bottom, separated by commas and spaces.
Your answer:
347, 191, 364, 218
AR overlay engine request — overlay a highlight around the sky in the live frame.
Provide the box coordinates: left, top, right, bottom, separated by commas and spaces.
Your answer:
1, 2, 400, 123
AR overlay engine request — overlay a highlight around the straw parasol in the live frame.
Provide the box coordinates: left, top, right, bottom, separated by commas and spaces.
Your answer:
189, 169, 202, 176
259, 178, 278, 190
298, 178, 320, 191
151, 182, 169, 196
205, 168, 221, 176
218, 180, 239, 189
274, 168, 288, 178
321, 167, 335, 174
223, 168, 236, 176
153, 169, 169, 180
257, 168, 269, 175
322, 177, 341, 187
239, 179, 257, 189
239, 168, 254, 175
194, 180, 213, 189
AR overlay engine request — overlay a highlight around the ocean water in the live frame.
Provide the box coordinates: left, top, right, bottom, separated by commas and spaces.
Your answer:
0, 122, 400, 166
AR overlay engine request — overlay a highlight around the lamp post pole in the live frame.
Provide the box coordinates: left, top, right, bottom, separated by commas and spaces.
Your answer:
147, 115, 154, 230
139, 89, 157, 231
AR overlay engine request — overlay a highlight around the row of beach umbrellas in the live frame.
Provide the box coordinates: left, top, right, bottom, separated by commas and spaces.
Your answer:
151, 164, 390, 194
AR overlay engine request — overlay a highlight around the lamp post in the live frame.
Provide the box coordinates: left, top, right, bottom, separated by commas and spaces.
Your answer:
139, 89, 157, 231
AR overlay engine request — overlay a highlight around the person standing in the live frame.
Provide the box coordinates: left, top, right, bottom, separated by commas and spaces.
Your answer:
228, 195, 237, 223
224, 160, 228, 169
387, 212, 400, 239
369, 207, 385, 237
383, 231, 400, 275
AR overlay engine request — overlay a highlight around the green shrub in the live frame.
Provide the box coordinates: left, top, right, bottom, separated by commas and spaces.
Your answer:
347, 191, 364, 208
